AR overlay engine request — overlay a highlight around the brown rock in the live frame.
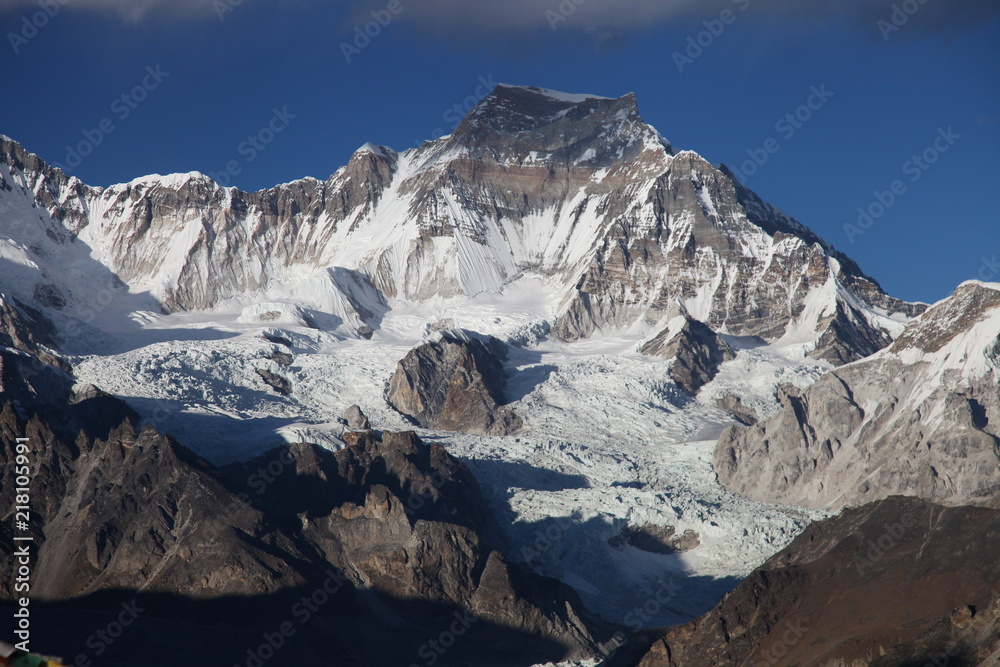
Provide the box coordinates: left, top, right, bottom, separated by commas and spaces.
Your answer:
388, 330, 522, 436
714, 283, 1000, 510
342, 404, 370, 429
613, 524, 701, 554
255, 367, 291, 395
641, 313, 734, 394
624, 497, 1000, 667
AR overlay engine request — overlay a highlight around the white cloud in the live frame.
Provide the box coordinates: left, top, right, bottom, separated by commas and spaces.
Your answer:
0, 0, 220, 22
343, 0, 1000, 41
1, 0, 995, 37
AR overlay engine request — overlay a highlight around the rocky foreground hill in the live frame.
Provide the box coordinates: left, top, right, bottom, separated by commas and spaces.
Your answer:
0, 303, 617, 666
611, 496, 1000, 666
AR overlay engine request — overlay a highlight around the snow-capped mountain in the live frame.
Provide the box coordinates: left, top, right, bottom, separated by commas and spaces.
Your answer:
715, 280, 1000, 510
0, 84, 921, 363
0, 85, 948, 639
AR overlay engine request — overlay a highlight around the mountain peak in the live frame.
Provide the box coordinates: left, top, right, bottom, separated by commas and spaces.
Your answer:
493, 83, 615, 103
438, 84, 670, 170
121, 171, 214, 190
460, 83, 639, 134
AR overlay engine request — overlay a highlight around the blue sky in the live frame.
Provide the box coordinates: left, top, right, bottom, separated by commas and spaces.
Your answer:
1, 0, 998, 303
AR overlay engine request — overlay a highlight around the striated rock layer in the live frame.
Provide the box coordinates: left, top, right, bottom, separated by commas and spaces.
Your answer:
714, 281, 1000, 510
0, 84, 921, 363
641, 309, 735, 394
388, 330, 522, 435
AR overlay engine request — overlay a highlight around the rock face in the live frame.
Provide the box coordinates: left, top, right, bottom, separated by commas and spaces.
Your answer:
0, 295, 57, 358
623, 496, 1000, 667
254, 367, 292, 395
613, 524, 701, 554
0, 352, 613, 665
0, 85, 921, 363
714, 281, 1000, 510
0, 292, 129, 441
714, 394, 758, 425
388, 330, 522, 436
0, 294, 70, 373
342, 404, 370, 429
641, 312, 735, 394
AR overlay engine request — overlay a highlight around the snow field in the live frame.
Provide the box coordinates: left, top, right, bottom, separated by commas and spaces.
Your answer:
71, 283, 828, 629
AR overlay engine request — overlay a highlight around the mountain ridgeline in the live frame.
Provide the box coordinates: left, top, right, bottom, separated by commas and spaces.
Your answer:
0, 84, 920, 365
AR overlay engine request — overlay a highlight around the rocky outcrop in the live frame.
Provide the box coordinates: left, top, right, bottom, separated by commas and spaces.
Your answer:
612, 524, 701, 554
0, 298, 133, 443
641, 313, 734, 394
810, 298, 893, 365
388, 330, 522, 436
714, 282, 1000, 510
545, 149, 922, 360
254, 367, 292, 395
0, 294, 69, 372
622, 496, 1000, 667
0, 363, 613, 665
714, 394, 758, 426
267, 348, 293, 366
342, 404, 370, 429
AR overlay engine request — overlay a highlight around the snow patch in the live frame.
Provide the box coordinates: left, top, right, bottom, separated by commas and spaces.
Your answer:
496, 83, 613, 103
